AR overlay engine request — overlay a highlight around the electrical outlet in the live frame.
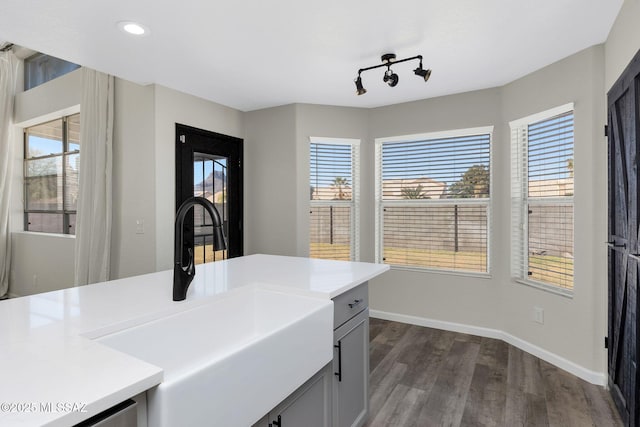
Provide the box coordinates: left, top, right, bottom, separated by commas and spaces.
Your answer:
533, 306, 544, 324
135, 219, 144, 234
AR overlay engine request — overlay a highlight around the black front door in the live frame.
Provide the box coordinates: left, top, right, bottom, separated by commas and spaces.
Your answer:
607, 49, 640, 427
175, 124, 243, 264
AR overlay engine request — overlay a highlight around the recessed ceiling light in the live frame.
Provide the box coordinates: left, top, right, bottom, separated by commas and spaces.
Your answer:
117, 21, 148, 36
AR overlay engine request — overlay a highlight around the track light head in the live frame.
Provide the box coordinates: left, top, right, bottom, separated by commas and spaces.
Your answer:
383, 69, 399, 87
355, 75, 367, 95
414, 66, 432, 82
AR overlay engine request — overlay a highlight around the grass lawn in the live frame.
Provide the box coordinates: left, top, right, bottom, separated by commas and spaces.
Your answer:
196, 242, 573, 290
529, 254, 574, 290
309, 242, 351, 261
382, 247, 487, 272
310, 243, 573, 289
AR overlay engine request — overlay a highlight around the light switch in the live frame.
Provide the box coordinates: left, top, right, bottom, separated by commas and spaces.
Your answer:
135, 219, 144, 234
533, 306, 544, 324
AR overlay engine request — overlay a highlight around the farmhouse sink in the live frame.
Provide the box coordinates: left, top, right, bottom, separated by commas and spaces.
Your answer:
96, 286, 333, 427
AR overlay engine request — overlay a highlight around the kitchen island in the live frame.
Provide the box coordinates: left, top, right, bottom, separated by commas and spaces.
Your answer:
0, 254, 388, 426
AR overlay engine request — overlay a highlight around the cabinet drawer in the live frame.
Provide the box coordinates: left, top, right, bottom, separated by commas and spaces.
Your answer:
332, 282, 368, 329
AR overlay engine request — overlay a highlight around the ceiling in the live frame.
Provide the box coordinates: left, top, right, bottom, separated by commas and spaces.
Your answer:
0, 0, 623, 112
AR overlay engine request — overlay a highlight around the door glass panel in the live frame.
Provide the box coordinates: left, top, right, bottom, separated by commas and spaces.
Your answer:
193, 153, 228, 264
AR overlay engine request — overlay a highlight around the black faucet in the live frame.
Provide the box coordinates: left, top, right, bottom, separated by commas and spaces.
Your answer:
173, 196, 227, 301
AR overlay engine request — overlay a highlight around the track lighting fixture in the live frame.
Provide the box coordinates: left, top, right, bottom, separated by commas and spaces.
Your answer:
354, 53, 431, 95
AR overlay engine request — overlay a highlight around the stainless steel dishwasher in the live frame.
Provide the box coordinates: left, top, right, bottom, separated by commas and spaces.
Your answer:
74, 399, 137, 427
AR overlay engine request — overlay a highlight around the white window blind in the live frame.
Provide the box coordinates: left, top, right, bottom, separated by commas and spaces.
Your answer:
510, 105, 574, 293
309, 138, 360, 261
375, 128, 492, 274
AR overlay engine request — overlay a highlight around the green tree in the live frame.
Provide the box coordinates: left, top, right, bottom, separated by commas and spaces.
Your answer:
332, 177, 349, 200
448, 165, 489, 198
401, 185, 429, 199
566, 158, 574, 178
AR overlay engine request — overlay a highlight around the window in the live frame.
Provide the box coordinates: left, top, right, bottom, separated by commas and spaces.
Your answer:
510, 104, 574, 294
24, 53, 80, 90
375, 127, 492, 274
24, 114, 80, 234
309, 138, 360, 261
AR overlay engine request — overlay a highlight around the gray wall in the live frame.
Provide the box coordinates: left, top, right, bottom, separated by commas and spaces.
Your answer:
10, 0, 640, 374
500, 45, 606, 373
366, 46, 606, 373
153, 85, 244, 270
245, 47, 609, 375
294, 104, 370, 258
111, 79, 157, 279
244, 104, 297, 256
605, 0, 640, 91
10, 69, 81, 296
9, 74, 245, 295
367, 88, 504, 337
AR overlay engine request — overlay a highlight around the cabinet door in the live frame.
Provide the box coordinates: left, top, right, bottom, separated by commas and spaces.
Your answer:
333, 309, 369, 427
269, 364, 331, 427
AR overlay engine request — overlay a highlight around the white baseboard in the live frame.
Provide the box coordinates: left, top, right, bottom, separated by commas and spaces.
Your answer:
370, 309, 606, 386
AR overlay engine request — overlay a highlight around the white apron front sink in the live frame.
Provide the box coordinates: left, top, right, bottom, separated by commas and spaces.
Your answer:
96, 286, 333, 426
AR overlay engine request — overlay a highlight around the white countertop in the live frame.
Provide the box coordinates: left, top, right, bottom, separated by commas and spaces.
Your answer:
0, 254, 388, 426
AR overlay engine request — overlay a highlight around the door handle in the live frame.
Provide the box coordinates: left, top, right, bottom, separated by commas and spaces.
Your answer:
606, 241, 626, 248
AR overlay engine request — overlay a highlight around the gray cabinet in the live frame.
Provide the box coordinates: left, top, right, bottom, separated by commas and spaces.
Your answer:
255, 281, 370, 427
254, 363, 332, 427
332, 283, 369, 427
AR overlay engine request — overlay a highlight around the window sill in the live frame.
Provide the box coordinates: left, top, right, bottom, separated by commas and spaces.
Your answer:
388, 264, 492, 280
513, 278, 573, 298
13, 230, 76, 239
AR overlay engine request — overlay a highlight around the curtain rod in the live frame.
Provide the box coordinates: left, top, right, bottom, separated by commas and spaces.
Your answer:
0, 43, 14, 52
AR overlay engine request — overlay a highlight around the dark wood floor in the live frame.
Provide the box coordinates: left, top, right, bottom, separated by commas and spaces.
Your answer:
365, 318, 622, 427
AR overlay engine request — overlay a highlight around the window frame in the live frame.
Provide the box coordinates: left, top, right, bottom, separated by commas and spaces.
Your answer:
23, 53, 81, 91
309, 137, 360, 262
23, 113, 80, 235
509, 103, 575, 297
374, 126, 494, 277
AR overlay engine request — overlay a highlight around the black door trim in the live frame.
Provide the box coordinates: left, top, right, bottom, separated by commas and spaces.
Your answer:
175, 123, 243, 259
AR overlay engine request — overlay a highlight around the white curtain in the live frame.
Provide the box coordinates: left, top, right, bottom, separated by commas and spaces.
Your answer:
74, 68, 114, 286
0, 51, 18, 298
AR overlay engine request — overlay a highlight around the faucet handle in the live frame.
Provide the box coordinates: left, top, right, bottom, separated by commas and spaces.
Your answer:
182, 247, 195, 277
